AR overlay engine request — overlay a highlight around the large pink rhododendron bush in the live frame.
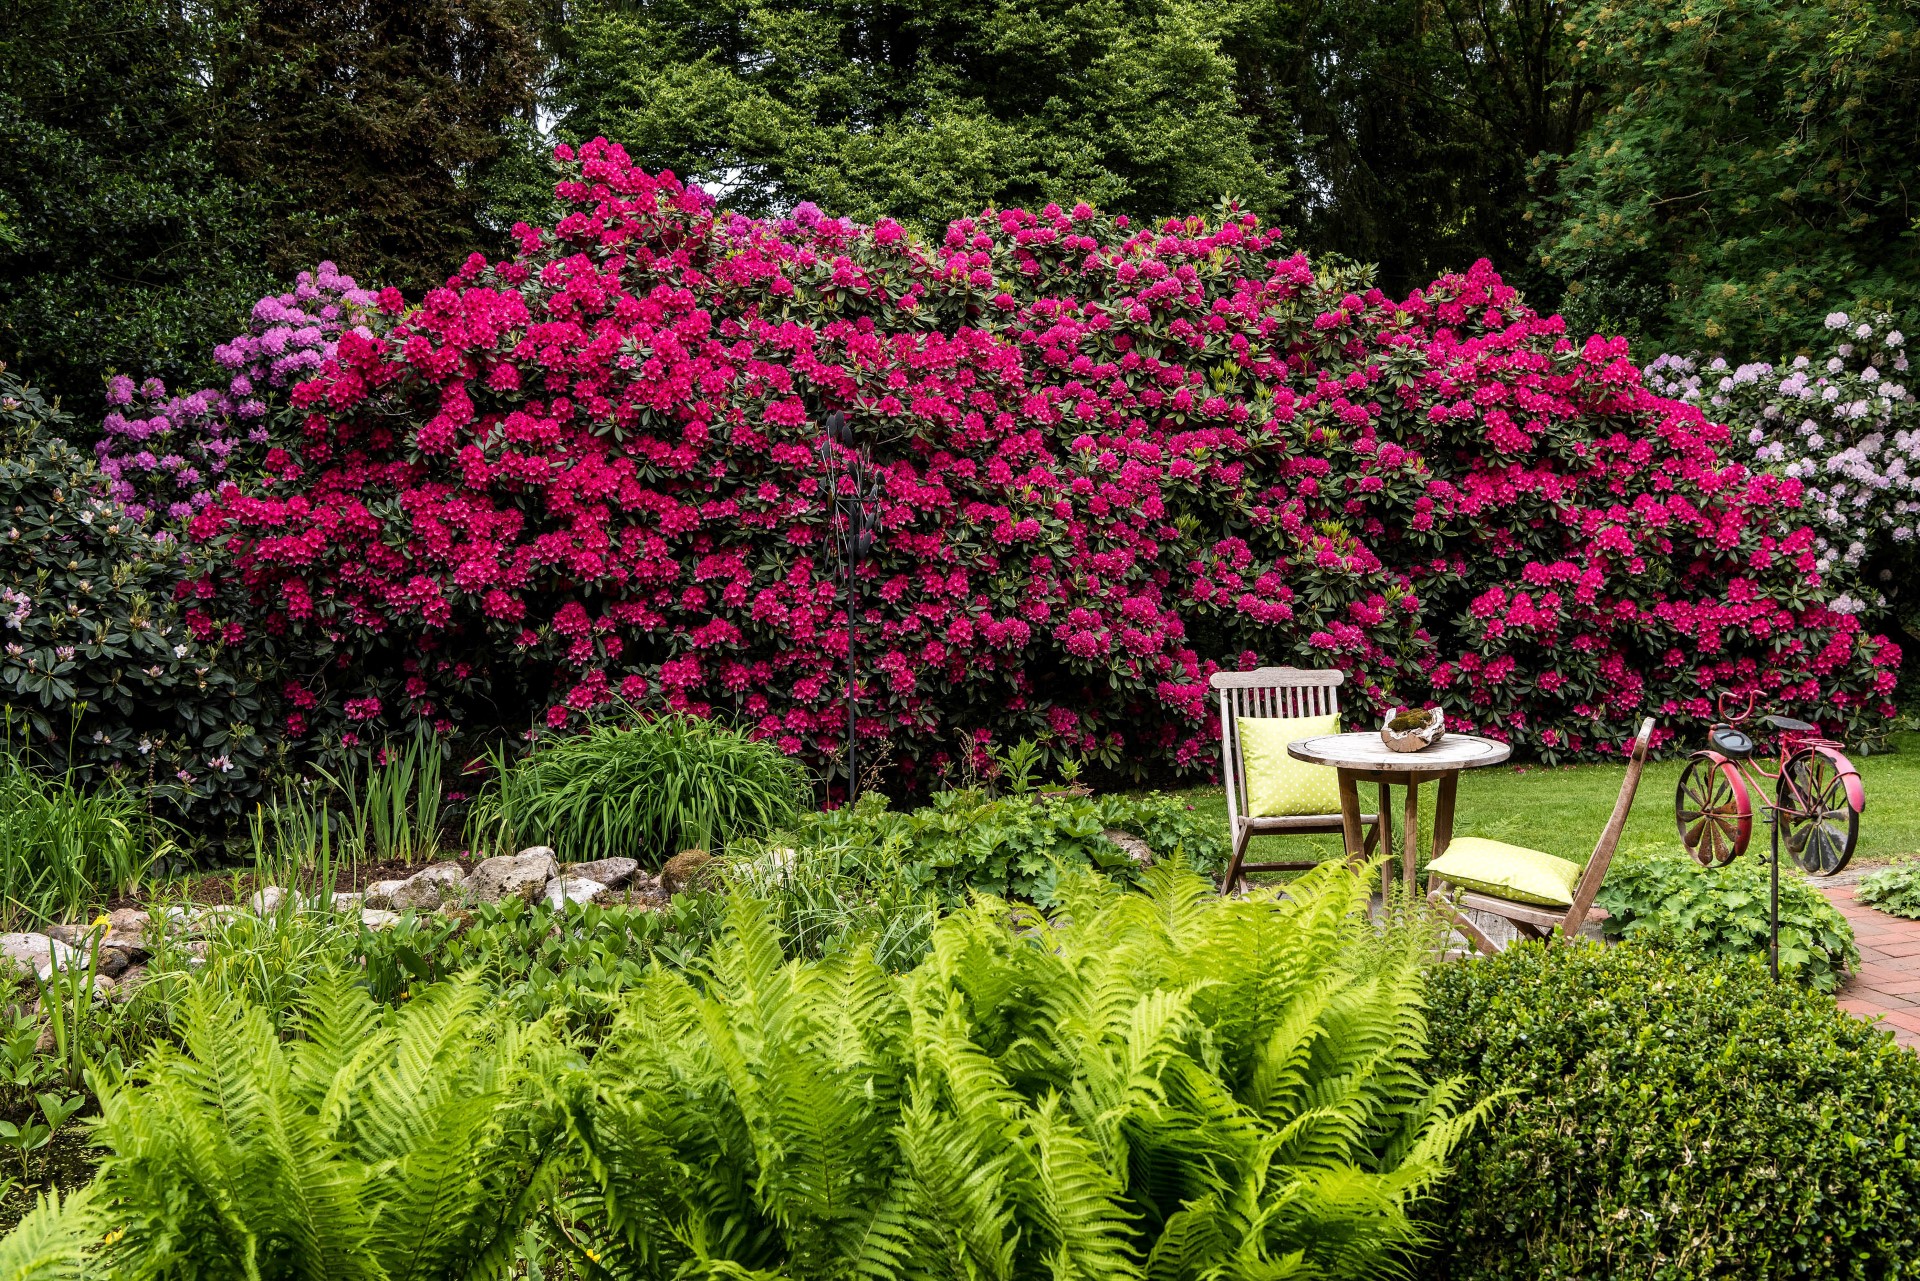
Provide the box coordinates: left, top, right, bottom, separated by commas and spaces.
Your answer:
183, 139, 1896, 785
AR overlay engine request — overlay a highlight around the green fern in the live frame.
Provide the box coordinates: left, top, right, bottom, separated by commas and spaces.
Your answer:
563, 860, 1483, 1278
77, 971, 565, 1280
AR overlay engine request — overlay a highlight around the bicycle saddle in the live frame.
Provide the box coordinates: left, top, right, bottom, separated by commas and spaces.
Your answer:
1710, 727, 1755, 758
1765, 714, 1816, 733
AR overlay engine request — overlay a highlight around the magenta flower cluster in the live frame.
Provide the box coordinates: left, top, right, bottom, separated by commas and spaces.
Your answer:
170, 140, 1896, 783
98, 264, 381, 522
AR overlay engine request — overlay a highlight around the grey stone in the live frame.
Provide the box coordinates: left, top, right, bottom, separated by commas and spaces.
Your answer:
389, 863, 467, 911
94, 946, 130, 978
543, 876, 610, 908
467, 851, 559, 903
360, 909, 401, 931
1101, 829, 1156, 867
1, 933, 74, 981
249, 885, 287, 914
110, 964, 147, 1003
362, 880, 408, 911
330, 892, 365, 913
562, 857, 639, 889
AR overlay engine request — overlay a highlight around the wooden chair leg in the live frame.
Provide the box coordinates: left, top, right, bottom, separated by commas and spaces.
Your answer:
1428, 884, 1503, 956
1222, 821, 1252, 893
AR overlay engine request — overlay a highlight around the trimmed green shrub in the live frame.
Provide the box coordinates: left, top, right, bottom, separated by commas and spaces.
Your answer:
1420, 941, 1920, 1280
1859, 860, 1920, 920
470, 710, 809, 866
791, 787, 1226, 906
1595, 844, 1858, 991
557, 861, 1482, 1278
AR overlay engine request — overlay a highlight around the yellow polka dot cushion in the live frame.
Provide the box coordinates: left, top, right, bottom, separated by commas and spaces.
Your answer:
1237, 714, 1342, 816
1425, 837, 1583, 907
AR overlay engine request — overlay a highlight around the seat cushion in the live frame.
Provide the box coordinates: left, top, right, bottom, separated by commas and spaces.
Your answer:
1426, 837, 1583, 908
1238, 714, 1342, 817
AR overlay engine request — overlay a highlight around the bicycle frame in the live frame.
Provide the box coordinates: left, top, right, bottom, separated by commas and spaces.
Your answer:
1698, 691, 1863, 821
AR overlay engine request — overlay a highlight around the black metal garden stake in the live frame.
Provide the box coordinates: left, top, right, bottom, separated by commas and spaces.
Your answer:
816, 412, 882, 801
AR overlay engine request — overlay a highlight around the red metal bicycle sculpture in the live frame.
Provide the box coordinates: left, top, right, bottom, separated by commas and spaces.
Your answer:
1676, 692, 1864, 875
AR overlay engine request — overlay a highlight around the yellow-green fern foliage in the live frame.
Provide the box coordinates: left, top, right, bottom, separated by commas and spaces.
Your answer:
62, 972, 567, 1279
557, 861, 1484, 1278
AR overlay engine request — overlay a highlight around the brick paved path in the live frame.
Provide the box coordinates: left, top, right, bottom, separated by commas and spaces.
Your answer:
1823, 881, 1920, 1048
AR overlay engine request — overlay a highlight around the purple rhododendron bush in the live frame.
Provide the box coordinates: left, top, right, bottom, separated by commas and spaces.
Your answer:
170, 138, 1895, 789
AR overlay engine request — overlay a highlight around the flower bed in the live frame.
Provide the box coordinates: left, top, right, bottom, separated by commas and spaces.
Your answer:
70, 136, 1890, 794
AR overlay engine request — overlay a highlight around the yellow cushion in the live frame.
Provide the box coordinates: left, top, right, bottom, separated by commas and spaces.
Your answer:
1426, 837, 1583, 907
1239, 714, 1342, 817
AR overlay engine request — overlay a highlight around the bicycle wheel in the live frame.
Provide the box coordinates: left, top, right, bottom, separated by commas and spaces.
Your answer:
1676, 754, 1749, 866
1777, 747, 1860, 875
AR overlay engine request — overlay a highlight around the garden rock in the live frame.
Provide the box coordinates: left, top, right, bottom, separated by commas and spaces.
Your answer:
249, 885, 287, 914
330, 892, 364, 912
563, 857, 639, 889
468, 851, 559, 903
1102, 829, 1156, 867
2, 932, 79, 980
104, 908, 154, 958
661, 849, 715, 896
93, 946, 131, 978
389, 863, 467, 911
111, 964, 147, 1003
543, 876, 610, 908
362, 880, 408, 911
360, 909, 400, 931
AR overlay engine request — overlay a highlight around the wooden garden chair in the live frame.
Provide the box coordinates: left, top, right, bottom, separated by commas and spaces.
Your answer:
1212, 667, 1381, 891
1426, 717, 1654, 954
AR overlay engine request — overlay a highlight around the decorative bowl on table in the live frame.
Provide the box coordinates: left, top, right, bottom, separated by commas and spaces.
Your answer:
1380, 706, 1445, 752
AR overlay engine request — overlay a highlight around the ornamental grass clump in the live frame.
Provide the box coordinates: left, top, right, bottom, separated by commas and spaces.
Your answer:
555, 861, 1484, 1277
473, 710, 808, 865
0, 752, 162, 931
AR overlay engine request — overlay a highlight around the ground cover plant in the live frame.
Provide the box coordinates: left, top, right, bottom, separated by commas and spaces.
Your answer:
470, 710, 809, 865
1859, 860, 1920, 920
148, 137, 1895, 801
1420, 940, 1920, 1279
793, 786, 1225, 906
1595, 843, 1858, 991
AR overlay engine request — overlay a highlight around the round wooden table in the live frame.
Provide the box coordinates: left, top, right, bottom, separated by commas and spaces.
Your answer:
1286, 732, 1512, 894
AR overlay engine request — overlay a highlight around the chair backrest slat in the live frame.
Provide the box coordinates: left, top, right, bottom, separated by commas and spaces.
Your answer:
1561, 717, 1654, 931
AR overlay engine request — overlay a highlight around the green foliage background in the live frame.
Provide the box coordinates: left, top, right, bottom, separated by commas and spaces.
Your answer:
9, 0, 1920, 412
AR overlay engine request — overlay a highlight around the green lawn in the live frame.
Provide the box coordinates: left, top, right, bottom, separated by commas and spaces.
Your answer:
1169, 730, 1920, 873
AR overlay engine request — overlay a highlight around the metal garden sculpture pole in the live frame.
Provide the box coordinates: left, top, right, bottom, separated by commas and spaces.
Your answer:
816, 411, 882, 800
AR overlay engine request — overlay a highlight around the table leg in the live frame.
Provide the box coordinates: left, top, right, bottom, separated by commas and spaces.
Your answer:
1431, 771, 1459, 890
1337, 770, 1366, 864
1376, 781, 1394, 899
1402, 774, 1420, 893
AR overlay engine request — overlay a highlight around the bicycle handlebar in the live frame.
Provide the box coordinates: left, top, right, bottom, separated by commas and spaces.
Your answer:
1715, 690, 1758, 723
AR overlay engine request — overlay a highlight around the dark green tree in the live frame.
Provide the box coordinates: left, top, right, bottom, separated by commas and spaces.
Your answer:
0, 0, 283, 412
554, 0, 1291, 227
217, 0, 549, 288
1535, 0, 1920, 355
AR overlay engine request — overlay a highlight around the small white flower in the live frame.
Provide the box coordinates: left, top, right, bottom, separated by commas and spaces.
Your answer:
1858, 322, 1874, 339
173, 644, 189, 658
1826, 312, 1851, 329
1828, 357, 1845, 373
1888, 331, 1905, 347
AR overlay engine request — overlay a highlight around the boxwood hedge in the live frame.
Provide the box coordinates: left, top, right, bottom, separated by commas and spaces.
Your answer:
1420, 940, 1920, 1279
